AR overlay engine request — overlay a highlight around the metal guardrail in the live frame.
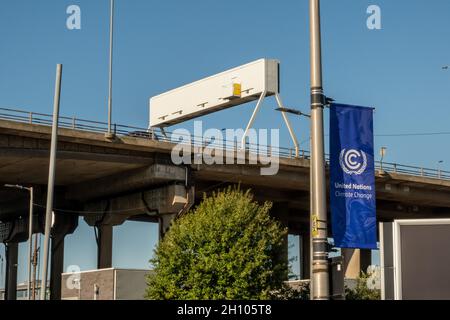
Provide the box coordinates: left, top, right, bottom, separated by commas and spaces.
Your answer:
0, 107, 449, 181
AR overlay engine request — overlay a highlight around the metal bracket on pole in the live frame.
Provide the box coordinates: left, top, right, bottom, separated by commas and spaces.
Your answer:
275, 93, 300, 158
241, 91, 267, 150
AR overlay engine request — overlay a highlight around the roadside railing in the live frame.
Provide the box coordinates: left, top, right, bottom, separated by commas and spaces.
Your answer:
1, 107, 449, 181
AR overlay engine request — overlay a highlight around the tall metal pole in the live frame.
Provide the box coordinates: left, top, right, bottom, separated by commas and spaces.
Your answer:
27, 187, 34, 300
106, 0, 115, 139
309, 135, 314, 299
309, 0, 329, 300
40, 64, 63, 300
31, 233, 38, 300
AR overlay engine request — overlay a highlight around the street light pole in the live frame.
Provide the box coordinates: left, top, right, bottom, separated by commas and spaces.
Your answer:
40, 64, 63, 300
106, 0, 115, 139
438, 160, 444, 179
380, 147, 387, 173
27, 187, 33, 300
309, 0, 329, 300
31, 233, 39, 300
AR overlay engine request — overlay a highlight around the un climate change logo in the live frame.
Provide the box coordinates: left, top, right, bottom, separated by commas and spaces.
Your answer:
339, 149, 367, 175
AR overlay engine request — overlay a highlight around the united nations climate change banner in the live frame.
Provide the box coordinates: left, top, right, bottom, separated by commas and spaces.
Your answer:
330, 104, 377, 249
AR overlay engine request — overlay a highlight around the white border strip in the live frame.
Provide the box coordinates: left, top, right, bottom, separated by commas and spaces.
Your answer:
393, 220, 402, 300
379, 222, 386, 300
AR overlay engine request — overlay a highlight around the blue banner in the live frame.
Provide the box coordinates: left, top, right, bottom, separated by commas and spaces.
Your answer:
330, 104, 377, 249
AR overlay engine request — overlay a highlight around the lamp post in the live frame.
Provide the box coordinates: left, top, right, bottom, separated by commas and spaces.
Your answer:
280, 0, 330, 299
106, 0, 115, 139
4, 184, 33, 300
380, 147, 387, 173
438, 160, 444, 179
309, 0, 329, 300
31, 233, 39, 300
40, 64, 63, 300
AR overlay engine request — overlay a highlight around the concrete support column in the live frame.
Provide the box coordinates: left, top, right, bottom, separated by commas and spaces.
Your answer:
48, 212, 78, 300
49, 235, 65, 300
158, 213, 177, 239
5, 242, 18, 300
97, 224, 113, 269
342, 248, 372, 279
343, 248, 359, 279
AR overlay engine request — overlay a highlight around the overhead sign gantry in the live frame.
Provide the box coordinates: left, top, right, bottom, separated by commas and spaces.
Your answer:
149, 58, 300, 156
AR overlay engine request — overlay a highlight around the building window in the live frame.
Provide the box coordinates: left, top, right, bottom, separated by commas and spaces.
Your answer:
288, 234, 301, 280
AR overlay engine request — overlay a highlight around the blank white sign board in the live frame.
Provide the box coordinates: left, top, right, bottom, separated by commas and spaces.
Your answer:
149, 59, 279, 128
380, 219, 450, 300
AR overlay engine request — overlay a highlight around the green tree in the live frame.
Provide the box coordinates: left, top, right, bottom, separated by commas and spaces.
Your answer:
345, 271, 381, 300
146, 187, 288, 300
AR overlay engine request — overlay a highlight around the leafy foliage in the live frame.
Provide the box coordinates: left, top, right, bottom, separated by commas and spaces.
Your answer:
270, 282, 310, 300
146, 187, 288, 300
345, 271, 381, 300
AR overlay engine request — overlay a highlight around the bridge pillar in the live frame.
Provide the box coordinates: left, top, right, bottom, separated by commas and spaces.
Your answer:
4, 242, 18, 300
97, 224, 113, 269
342, 248, 372, 279
1, 216, 35, 300
49, 213, 78, 300
158, 213, 177, 239
50, 234, 64, 300
84, 213, 127, 270
271, 202, 289, 279
84, 212, 125, 270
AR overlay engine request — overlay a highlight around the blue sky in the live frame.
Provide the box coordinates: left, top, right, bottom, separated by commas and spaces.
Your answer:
1, 0, 450, 286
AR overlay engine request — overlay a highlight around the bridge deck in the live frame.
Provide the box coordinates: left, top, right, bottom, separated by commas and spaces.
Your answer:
1, 108, 450, 224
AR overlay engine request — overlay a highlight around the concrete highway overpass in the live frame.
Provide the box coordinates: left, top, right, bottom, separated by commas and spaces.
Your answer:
1, 107, 450, 299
